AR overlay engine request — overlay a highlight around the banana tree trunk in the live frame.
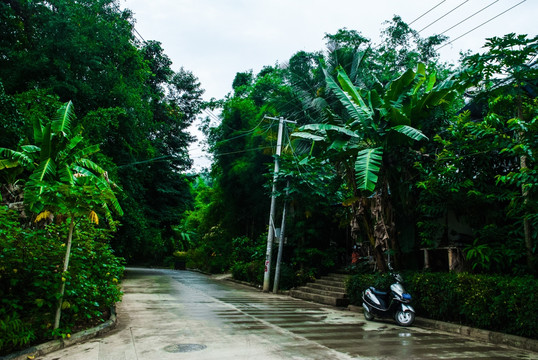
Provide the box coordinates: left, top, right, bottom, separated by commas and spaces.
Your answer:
53, 214, 75, 331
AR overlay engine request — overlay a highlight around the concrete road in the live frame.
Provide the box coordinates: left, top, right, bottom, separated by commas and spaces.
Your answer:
37, 268, 538, 360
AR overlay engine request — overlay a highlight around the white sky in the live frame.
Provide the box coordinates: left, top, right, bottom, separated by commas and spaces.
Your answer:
120, 0, 538, 170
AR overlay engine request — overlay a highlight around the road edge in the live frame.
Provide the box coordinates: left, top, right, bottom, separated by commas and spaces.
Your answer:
347, 304, 538, 353
1, 307, 117, 360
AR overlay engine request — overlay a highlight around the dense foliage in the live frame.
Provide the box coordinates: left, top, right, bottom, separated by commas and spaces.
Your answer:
0, 0, 204, 264
1, 0, 537, 352
0, 206, 123, 355
346, 271, 538, 339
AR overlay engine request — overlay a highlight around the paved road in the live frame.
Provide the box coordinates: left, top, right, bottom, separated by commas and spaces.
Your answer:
37, 268, 537, 360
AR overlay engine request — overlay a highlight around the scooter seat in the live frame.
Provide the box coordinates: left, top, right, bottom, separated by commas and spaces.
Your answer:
369, 287, 388, 296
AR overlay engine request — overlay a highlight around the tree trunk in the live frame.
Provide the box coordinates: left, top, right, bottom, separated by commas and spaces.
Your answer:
518, 100, 535, 274
53, 215, 75, 331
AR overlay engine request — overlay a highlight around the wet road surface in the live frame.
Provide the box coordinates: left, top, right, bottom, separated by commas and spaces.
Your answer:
37, 268, 538, 359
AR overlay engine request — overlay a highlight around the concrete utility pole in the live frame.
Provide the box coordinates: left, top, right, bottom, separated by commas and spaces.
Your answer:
263, 116, 295, 292
273, 180, 289, 294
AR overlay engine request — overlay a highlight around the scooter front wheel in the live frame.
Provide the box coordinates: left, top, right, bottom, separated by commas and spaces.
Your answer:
395, 310, 415, 327
363, 306, 374, 321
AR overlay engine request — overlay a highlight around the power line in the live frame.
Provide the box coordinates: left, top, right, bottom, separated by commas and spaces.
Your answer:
438, 0, 500, 36
113, 1, 146, 43
409, 1, 447, 25
436, 0, 527, 51
133, 28, 146, 43
418, 0, 469, 34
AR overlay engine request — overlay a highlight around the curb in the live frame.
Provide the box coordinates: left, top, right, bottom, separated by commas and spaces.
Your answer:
224, 277, 290, 295
347, 304, 538, 353
1, 307, 117, 360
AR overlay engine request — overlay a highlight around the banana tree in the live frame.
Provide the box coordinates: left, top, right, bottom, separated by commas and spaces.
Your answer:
293, 63, 461, 270
0, 101, 123, 331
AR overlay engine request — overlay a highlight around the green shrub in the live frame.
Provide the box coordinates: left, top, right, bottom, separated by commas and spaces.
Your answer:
346, 270, 538, 339
231, 260, 264, 285
0, 206, 124, 355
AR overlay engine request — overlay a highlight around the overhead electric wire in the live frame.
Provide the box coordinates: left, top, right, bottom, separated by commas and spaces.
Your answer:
417, 0, 469, 34
438, 0, 500, 36
436, 0, 527, 51
133, 28, 146, 43
409, 0, 447, 25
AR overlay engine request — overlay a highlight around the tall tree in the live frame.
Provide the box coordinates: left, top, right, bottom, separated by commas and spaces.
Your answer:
293, 61, 462, 270
0, 101, 122, 329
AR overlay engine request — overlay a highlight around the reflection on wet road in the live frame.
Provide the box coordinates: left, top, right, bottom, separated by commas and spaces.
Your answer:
161, 268, 536, 360
37, 268, 537, 360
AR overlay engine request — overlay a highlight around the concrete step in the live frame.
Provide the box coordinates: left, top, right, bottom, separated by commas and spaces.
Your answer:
290, 289, 350, 307
290, 273, 350, 307
307, 282, 346, 293
323, 274, 350, 282
295, 286, 347, 299
314, 278, 346, 289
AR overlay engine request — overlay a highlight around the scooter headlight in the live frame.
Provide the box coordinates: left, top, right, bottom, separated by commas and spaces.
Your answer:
403, 293, 412, 301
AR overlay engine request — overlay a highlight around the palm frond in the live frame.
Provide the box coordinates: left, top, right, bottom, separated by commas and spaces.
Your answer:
52, 101, 75, 137
355, 147, 383, 193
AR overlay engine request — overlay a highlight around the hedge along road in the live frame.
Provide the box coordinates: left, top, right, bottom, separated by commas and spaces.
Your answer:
36, 268, 537, 360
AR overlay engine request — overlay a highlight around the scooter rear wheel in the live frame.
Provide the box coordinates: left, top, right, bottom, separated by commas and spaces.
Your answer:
395, 310, 415, 327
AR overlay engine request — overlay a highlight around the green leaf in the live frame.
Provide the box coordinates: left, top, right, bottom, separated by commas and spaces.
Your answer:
299, 124, 360, 138
52, 101, 75, 137
336, 66, 369, 111
30, 158, 56, 182
385, 68, 415, 102
21, 145, 41, 153
390, 125, 428, 141
412, 63, 426, 95
33, 117, 44, 145
324, 67, 373, 129
0, 158, 18, 169
291, 132, 325, 142
355, 147, 383, 193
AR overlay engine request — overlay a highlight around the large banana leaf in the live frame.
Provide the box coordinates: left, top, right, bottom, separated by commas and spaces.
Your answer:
0, 158, 19, 170
58, 164, 74, 185
355, 147, 383, 193
52, 101, 75, 137
390, 125, 428, 141
0, 148, 34, 168
30, 158, 56, 182
292, 132, 325, 142
299, 123, 360, 138
324, 68, 373, 130
336, 66, 370, 112
33, 117, 44, 145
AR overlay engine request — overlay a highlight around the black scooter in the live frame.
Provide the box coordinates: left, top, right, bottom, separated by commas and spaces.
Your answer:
362, 271, 415, 326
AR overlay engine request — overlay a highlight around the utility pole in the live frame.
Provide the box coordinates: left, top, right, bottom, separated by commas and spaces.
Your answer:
273, 180, 289, 294
263, 116, 295, 292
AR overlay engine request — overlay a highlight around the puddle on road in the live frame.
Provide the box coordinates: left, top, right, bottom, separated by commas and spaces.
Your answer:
163, 344, 207, 353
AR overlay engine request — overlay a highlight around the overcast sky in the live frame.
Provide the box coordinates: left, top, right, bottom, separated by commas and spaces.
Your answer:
120, 0, 537, 170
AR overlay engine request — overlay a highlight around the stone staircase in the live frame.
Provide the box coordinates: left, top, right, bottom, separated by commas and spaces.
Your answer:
290, 273, 350, 307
